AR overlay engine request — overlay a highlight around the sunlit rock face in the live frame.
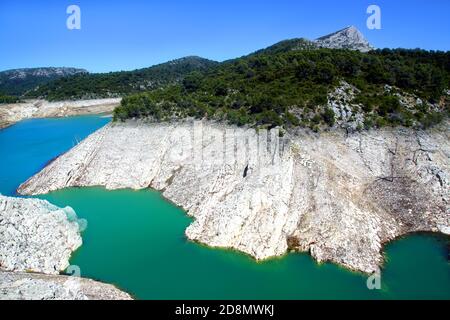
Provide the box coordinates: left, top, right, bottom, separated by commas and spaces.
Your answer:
315, 26, 374, 52
18, 120, 449, 274
0, 271, 133, 300
0, 195, 82, 275
0, 195, 133, 300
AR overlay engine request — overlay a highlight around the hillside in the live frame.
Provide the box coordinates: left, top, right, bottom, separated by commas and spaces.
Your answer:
26, 56, 218, 101
0, 67, 87, 96
114, 47, 450, 131
17, 26, 368, 101
111, 26, 448, 131
6, 26, 448, 132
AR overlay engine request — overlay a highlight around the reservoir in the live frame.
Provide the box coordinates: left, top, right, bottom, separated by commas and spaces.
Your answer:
0, 115, 449, 299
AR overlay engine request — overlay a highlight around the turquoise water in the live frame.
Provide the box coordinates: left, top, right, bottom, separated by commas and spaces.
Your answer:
0, 115, 110, 195
0, 115, 449, 299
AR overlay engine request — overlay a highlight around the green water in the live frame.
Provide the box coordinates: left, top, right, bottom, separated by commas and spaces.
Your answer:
40, 188, 450, 300
1, 115, 449, 299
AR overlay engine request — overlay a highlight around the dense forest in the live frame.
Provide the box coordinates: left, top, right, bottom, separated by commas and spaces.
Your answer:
27, 57, 218, 101
114, 48, 450, 130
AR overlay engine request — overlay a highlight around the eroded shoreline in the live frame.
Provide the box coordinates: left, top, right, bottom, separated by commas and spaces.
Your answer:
17, 120, 450, 274
0, 98, 120, 129
0, 195, 132, 300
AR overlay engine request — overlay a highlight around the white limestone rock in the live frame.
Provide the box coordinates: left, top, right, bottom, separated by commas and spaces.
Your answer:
0, 195, 82, 275
327, 81, 364, 131
17, 120, 450, 274
0, 271, 132, 300
0, 98, 120, 129
315, 26, 374, 52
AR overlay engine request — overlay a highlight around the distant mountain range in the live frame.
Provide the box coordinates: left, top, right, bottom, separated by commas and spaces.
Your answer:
0, 67, 87, 96
23, 56, 218, 101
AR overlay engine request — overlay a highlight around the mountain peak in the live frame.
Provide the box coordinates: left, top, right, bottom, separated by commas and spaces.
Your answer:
315, 26, 373, 52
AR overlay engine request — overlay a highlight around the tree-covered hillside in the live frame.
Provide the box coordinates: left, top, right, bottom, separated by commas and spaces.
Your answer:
114, 48, 450, 130
27, 56, 218, 101
0, 93, 20, 104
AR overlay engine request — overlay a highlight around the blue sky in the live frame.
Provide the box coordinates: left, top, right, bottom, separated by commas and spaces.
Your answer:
1, 0, 449, 73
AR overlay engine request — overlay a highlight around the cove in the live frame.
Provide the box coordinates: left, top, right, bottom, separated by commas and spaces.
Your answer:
39, 187, 450, 300
0, 115, 449, 299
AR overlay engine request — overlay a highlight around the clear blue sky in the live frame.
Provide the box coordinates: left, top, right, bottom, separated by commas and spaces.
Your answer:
1, 0, 449, 73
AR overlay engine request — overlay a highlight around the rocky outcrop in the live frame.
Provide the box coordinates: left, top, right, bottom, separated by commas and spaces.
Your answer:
315, 26, 374, 52
0, 271, 132, 300
17, 120, 450, 274
0, 98, 120, 129
0, 195, 132, 300
0, 195, 82, 274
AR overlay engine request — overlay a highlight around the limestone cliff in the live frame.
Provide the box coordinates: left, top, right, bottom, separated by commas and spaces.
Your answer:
0, 195, 131, 300
18, 120, 450, 274
0, 195, 82, 274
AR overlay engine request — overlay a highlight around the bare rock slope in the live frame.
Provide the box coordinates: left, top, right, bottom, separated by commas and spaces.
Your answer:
0, 271, 132, 300
0, 195, 82, 274
0, 195, 131, 300
18, 120, 450, 274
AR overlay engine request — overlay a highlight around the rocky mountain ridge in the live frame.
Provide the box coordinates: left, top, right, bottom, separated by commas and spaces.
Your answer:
315, 26, 374, 52
0, 68, 87, 96
255, 25, 374, 55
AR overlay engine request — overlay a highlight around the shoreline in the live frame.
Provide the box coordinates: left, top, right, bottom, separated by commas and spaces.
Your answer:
0, 194, 132, 300
17, 119, 450, 274
0, 98, 121, 129
41, 184, 450, 276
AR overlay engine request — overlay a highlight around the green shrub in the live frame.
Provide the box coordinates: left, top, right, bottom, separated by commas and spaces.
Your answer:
322, 107, 336, 127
